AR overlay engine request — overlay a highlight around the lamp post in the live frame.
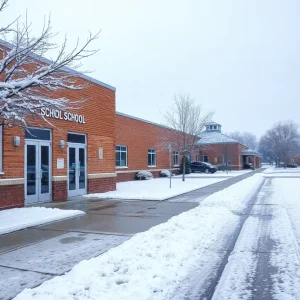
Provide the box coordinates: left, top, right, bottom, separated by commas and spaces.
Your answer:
168, 143, 172, 188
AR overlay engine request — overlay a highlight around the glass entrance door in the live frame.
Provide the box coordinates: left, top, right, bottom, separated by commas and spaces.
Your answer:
25, 141, 51, 204
68, 144, 86, 197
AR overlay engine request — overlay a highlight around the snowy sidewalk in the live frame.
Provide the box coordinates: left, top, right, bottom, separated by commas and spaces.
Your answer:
13, 175, 264, 300
0, 207, 85, 235
86, 177, 227, 201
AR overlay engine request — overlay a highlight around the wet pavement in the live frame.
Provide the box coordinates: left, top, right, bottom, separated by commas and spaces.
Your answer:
0, 170, 263, 300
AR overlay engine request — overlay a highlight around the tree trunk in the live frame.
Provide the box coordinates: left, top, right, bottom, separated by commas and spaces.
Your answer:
182, 156, 186, 182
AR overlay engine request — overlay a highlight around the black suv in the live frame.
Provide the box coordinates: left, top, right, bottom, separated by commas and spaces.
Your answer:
190, 161, 218, 174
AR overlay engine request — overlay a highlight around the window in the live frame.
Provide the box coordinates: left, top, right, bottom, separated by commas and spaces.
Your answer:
148, 149, 156, 166
116, 145, 127, 167
203, 155, 209, 162
25, 128, 51, 141
196, 154, 200, 162
174, 151, 179, 166
67, 133, 86, 144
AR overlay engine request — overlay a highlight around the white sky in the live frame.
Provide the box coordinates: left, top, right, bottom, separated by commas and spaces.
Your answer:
1, 0, 300, 137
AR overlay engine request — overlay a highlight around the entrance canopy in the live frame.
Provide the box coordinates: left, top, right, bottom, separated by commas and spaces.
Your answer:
241, 149, 262, 169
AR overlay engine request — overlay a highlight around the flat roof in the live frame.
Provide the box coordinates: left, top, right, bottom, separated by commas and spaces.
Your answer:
0, 39, 116, 92
116, 111, 173, 130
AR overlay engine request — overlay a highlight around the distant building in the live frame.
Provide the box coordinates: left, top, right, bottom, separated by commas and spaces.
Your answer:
196, 122, 262, 170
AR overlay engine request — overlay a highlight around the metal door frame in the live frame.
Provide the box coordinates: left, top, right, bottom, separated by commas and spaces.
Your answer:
67, 142, 87, 197
24, 140, 52, 204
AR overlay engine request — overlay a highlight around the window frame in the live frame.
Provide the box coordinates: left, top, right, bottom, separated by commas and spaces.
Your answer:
148, 148, 156, 167
195, 154, 200, 162
173, 151, 179, 166
203, 155, 209, 162
116, 145, 128, 168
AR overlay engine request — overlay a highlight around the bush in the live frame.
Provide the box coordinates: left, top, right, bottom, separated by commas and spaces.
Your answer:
179, 157, 191, 174
135, 170, 153, 180
160, 169, 174, 177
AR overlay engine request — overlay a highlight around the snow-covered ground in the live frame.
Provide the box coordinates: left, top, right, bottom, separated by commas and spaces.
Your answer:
0, 207, 85, 235
86, 177, 227, 201
14, 175, 263, 300
210, 176, 300, 299
184, 170, 253, 178
262, 166, 300, 178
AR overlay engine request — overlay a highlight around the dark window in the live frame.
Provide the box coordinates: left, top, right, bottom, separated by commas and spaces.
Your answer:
173, 151, 179, 166
148, 149, 156, 166
67, 133, 86, 144
116, 145, 127, 167
25, 128, 51, 140
203, 155, 209, 162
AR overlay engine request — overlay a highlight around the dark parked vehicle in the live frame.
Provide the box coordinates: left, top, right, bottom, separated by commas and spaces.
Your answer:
244, 163, 254, 170
190, 161, 218, 174
287, 163, 298, 168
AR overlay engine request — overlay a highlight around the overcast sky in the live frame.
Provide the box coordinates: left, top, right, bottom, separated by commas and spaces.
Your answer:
1, 0, 300, 137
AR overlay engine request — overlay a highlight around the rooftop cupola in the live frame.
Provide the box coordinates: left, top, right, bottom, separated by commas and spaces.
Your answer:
205, 122, 222, 132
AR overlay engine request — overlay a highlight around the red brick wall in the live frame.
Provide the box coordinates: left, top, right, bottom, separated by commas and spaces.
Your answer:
52, 181, 68, 201
88, 177, 116, 194
116, 114, 196, 182
0, 185, 24, 209
198, 143, 248, 170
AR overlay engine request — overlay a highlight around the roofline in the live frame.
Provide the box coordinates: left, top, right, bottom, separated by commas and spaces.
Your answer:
116, 111, 173, 131
116, 111, 199, 138
0, 39, 116, 92
197, 141, 240, 145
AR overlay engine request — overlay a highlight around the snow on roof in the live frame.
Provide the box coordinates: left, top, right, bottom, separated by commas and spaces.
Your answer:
205, 121, 221, 127
197, 131, 240, 145
0, 39, 116, 92
241, 149, 262, 157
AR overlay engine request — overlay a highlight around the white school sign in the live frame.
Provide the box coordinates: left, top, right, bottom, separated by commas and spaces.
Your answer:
41, 108, 86, 124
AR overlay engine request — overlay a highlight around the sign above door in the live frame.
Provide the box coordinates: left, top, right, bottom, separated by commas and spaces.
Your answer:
41, 108, 86, 124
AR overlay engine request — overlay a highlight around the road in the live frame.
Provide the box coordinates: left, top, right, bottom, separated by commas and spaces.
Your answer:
172, 175, 300, 299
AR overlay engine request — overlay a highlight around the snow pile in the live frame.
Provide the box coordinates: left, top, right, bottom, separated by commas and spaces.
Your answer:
201, 174, 264, 213
0, 207, 85, 235
86, 177, 226, 201
15, 206, 239, 300
135, 170, 153, 180
14, 175, 265, 300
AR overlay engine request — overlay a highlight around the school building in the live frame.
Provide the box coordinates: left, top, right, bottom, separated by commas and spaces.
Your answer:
0, 39, 262, 210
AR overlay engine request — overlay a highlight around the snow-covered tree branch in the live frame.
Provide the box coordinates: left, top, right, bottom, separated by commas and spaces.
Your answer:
0, 0, 100, 127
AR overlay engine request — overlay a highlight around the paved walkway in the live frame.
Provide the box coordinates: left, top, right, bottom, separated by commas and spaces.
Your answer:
169, 168, 264, 202
0, 169, 262, 300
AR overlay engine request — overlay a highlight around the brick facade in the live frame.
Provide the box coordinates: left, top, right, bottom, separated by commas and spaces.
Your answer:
0, 44, 116, 209
87, 177, 116, 194
115, 113, 198, 182
199, 143, 248, 170
52, 181, 68, 202
0, 184, 24, 210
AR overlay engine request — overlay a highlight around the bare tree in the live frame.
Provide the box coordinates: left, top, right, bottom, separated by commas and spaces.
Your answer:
164, 94, 213, 181
259, 120, 300, 167
227, 131, 258, 150
0, 0, 99, 127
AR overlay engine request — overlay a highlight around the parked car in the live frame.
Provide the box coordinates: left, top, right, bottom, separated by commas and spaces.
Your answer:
287, 163, 298, 168
190, 161, 218, 174
244, 163, 254, 170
